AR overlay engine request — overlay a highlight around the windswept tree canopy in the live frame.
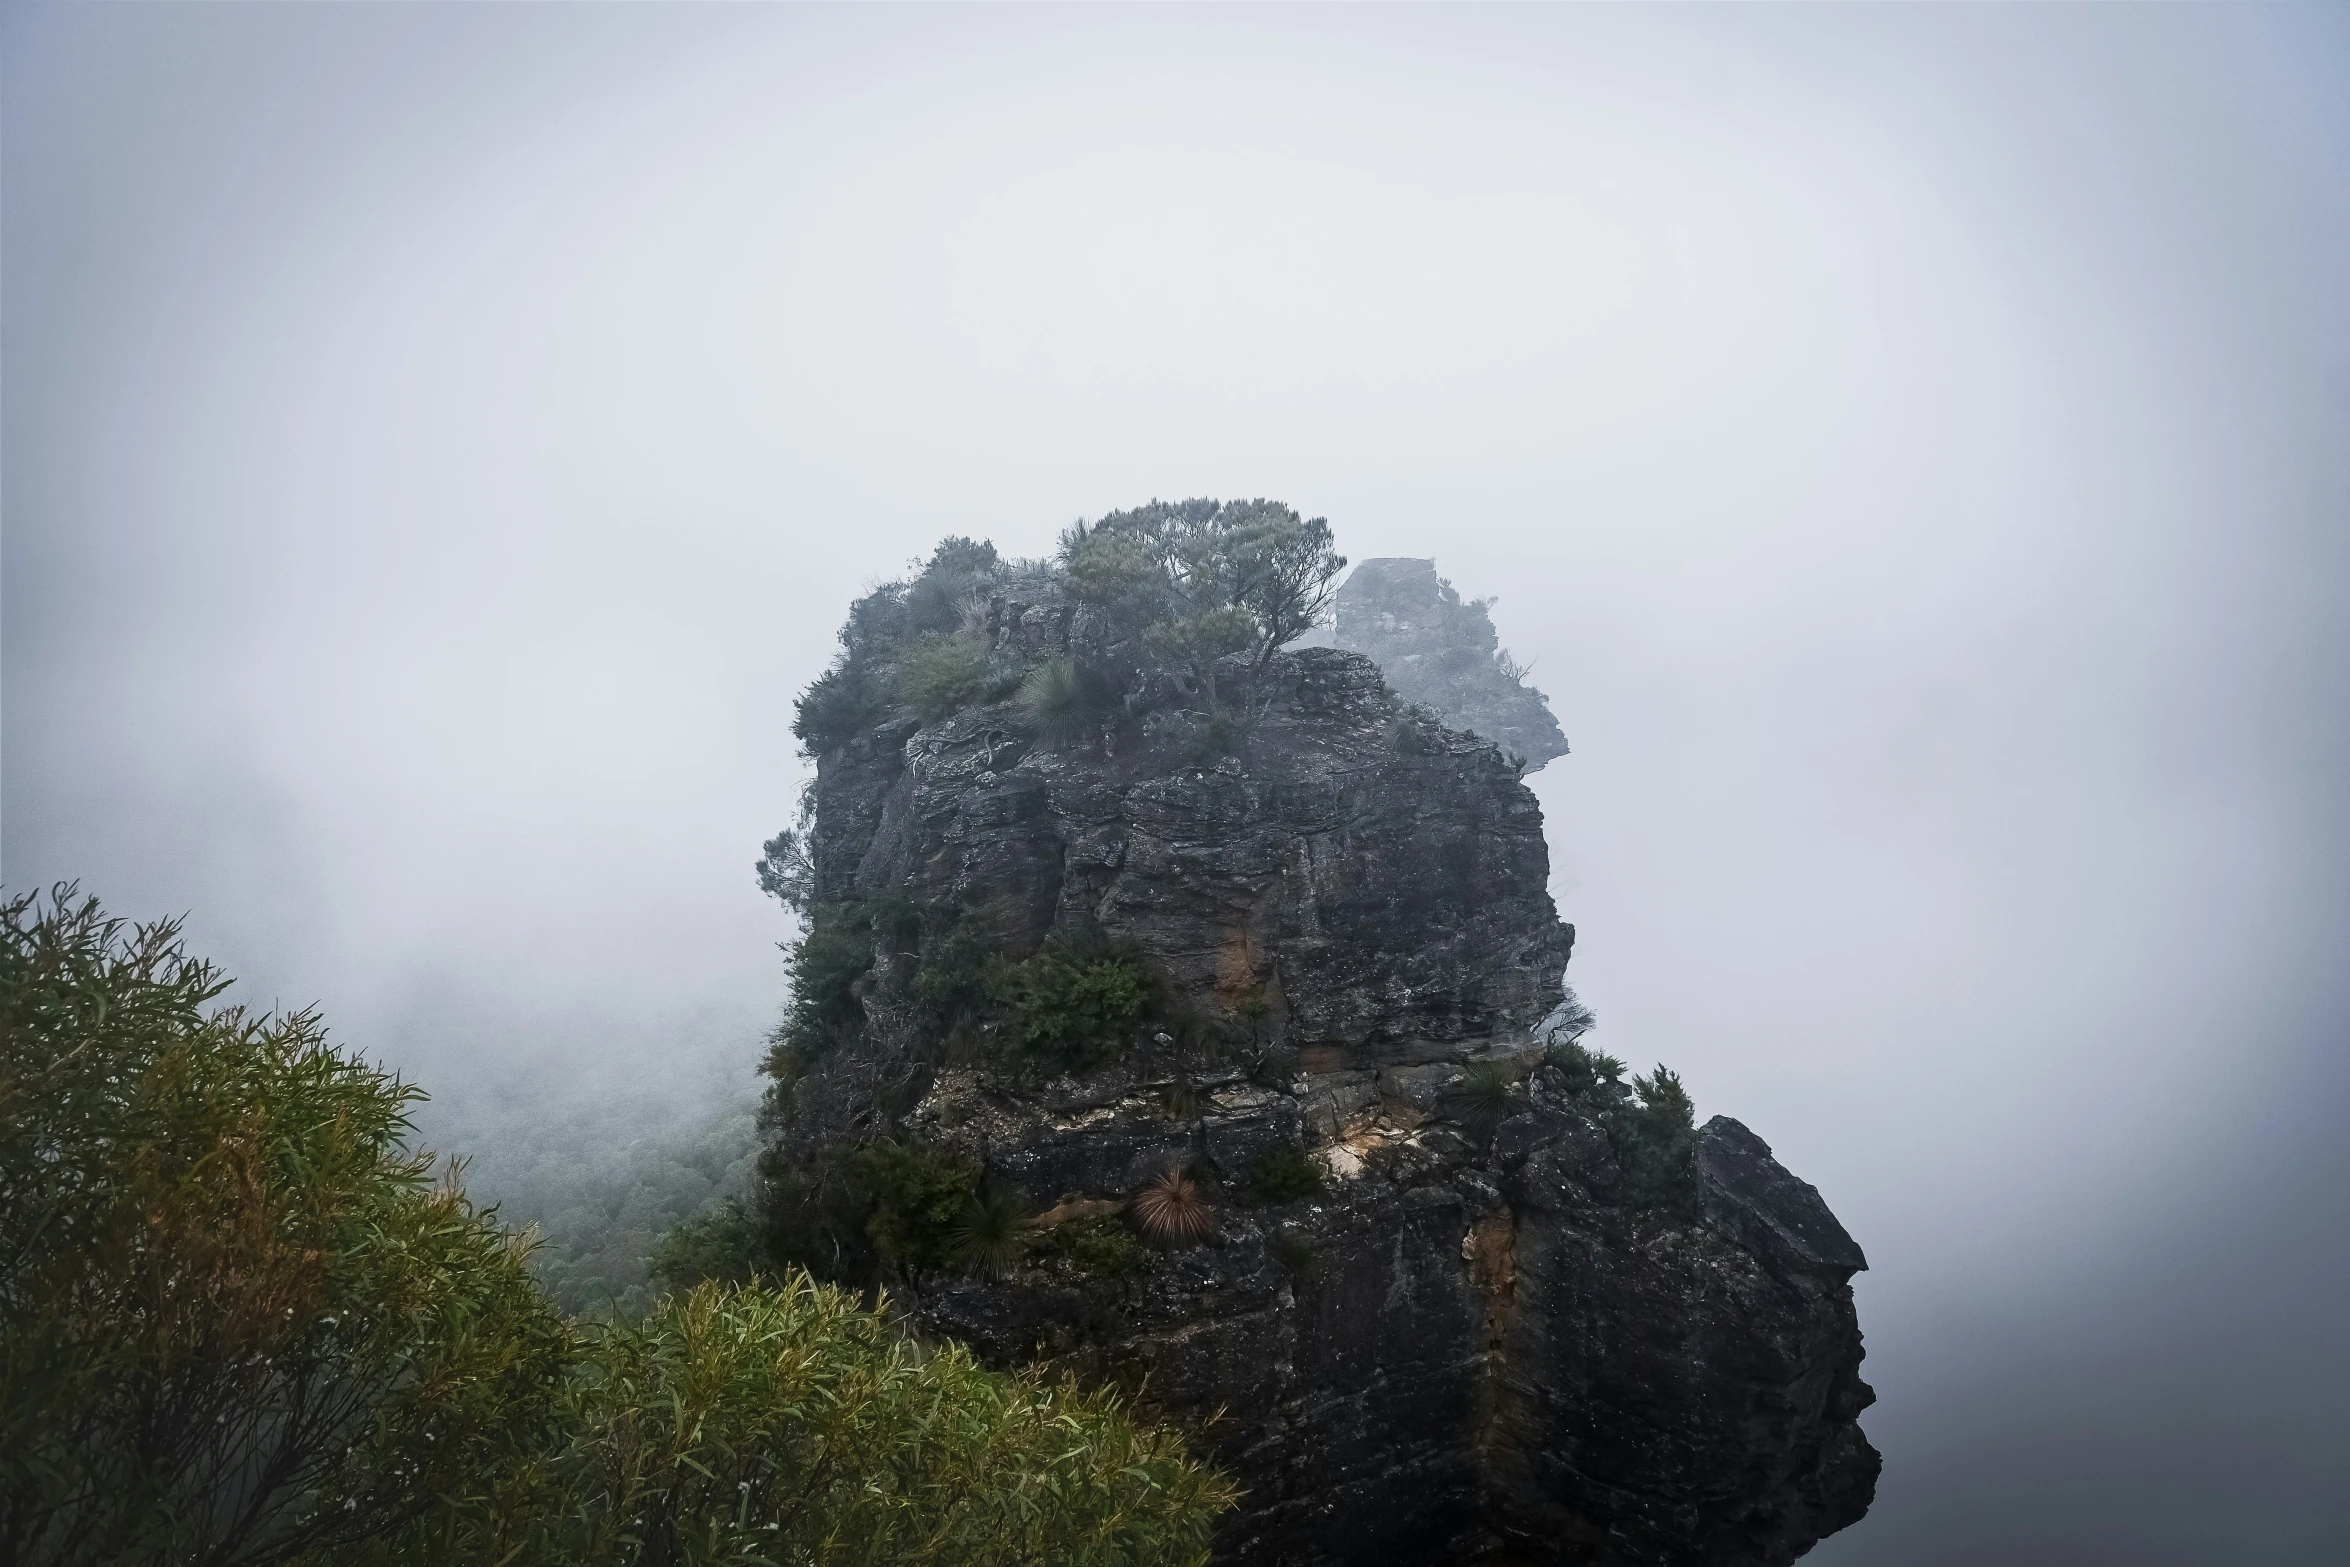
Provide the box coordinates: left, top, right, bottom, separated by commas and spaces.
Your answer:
1062, 498, 1345, 679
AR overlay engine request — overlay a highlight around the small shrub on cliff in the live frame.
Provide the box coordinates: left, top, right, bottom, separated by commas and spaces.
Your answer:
794, 658, 890, 753
1247, 1142, 1327, 1204
912, 915, 996, 1023
1388, 702, 1450, 757
1143, 705, 1253, 765
1621, 1066, 1700, 1215
988, 941, 1154, 1073
756, 1138, 986, 1288
903, 535, 1000, 633
1544, 1036, 1627, 1098
1540, 1044, 1701, 1218
769, 919, 873, 1068
844, 1139, 983, 1276
1541, 985, 1598, 1046
895, 631, 997, 720
1062, 1220, 1154, 1279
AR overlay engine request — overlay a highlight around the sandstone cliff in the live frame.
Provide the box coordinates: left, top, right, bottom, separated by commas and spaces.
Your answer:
756, 510, 1876, 1564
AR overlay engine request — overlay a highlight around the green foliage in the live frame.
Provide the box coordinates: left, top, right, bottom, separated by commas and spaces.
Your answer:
495, 1094, 759, 1319
841, 1140, 984, 1276
1543, 1036, 1626, 1098
1444, 1060, 1524, 1139
1246, 1142, 1327, 1204
800, 504, 1345, 753
1621, 1066, 1700, 1215
903, 536, 1001, 633
1048, 1219, 1154, 1279
3, 892, 1231, 1567
1141, 603, 1258, 681
753, 789, 817, 914
794, 658, 890, 753
1216, 501, 1347, 665
0, 889, 570, 1567
1061, 499, 1344, 719
949, 1183, 1031, 1280
793, 536, 1013, 753
647, 1199, 765, 1293
910, 916, 995, 1058
1540, 1041, 1700, 1218
770, 919, 873, 1068
1017, 658, 1120, 749
375, 1277, 1234, 1567
987, 942, 1153, 1074
896, 632, 997, 721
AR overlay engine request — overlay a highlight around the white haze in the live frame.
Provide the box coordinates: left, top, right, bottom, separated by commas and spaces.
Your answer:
6, 7, 2346, 1561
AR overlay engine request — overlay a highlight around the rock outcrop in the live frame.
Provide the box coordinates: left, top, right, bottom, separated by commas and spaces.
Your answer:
760, 523, 1875, 1565
1332, 558, 1570, 772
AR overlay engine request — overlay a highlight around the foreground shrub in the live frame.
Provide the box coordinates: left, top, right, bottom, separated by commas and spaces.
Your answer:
4, 891, 1233, 1567
0, 889, 568, 1567
394, 1277, 1234, 1567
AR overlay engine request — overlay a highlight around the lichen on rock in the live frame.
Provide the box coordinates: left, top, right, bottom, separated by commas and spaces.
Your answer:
753, 505, 1876, 1565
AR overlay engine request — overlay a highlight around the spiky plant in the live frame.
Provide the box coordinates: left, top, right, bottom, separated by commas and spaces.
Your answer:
1016, 658, 1117, 748
1444, 1061, 1523, 1140
950, 1182, 1030, 1279
1129, 1165, 1215, 1249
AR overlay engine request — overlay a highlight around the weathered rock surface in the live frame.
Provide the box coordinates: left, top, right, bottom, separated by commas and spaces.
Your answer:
1332, 558, 1570, 773
770, 569, 1874, 1564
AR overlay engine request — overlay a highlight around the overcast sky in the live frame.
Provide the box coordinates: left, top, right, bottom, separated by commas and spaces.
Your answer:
7, 6, 2346, 1561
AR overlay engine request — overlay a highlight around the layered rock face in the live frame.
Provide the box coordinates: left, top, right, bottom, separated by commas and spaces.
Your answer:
767, 551, 1875, 1565
1332, 558, 1570, 772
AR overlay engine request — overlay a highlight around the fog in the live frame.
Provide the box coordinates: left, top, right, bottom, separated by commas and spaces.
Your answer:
6, 5, 2345, 1559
